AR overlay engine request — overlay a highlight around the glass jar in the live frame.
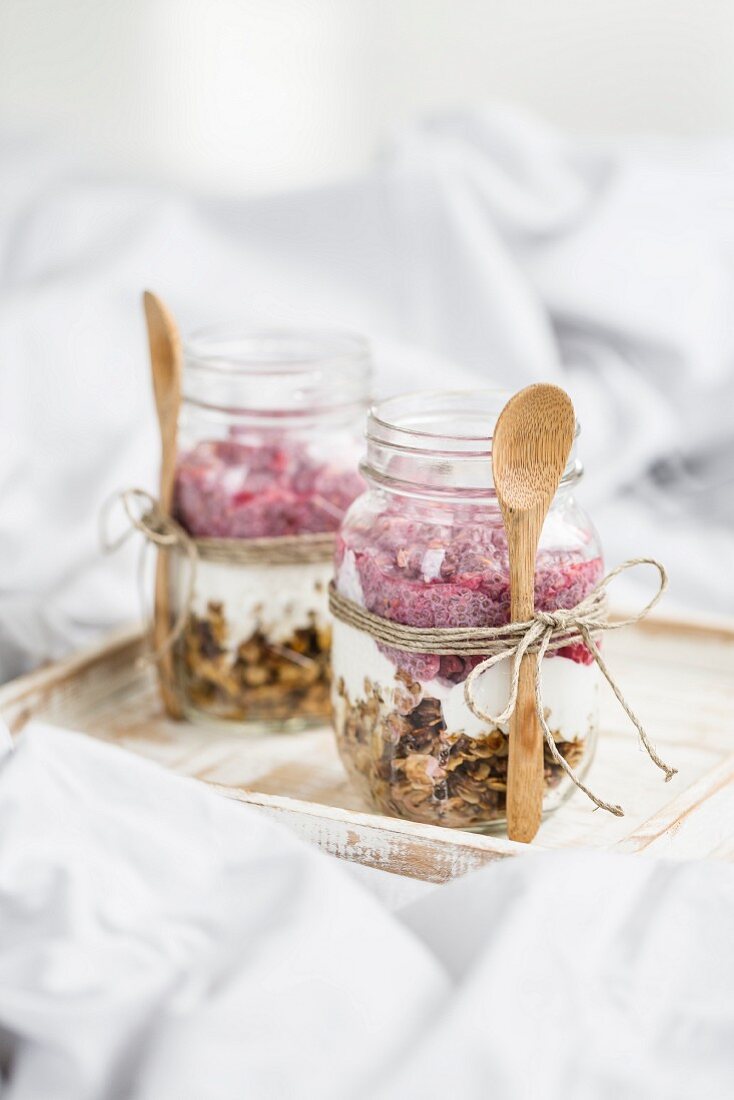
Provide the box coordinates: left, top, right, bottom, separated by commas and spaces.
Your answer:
171, 328, 372, 731
331, 391, 603, 831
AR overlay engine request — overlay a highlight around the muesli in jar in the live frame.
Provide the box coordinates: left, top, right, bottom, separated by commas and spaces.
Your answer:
170, 329, 371, 731
330, 391, 603, 830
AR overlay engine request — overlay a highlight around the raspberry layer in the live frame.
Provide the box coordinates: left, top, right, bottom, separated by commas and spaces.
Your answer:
175, 438, 364, 538
336, 509, 603, 682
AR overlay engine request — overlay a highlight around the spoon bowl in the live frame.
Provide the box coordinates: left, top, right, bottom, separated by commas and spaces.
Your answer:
492, 384, 576, 511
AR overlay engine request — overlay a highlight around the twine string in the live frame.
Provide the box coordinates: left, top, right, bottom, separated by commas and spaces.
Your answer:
100, 489, 198, 661
329, 559, 677, 816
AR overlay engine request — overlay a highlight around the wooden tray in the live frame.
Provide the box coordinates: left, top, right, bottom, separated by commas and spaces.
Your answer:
2, 616, 733, 881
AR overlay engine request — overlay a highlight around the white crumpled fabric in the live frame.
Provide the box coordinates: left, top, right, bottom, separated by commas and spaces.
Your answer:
2, 109, 733, 1098
0, 724, 733, 1100
2, 107, 734, 679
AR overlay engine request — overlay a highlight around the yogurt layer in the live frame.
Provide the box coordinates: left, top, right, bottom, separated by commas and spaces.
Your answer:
181, 557, 332, 649
331, 619, 599, 742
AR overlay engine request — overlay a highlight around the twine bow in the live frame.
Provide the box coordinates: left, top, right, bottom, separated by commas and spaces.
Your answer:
462, 558, 676, 816
99, 489, 197, 660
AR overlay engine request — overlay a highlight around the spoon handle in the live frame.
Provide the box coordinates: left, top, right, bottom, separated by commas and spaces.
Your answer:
505, 506, 544, 842
144, 291, 183, 719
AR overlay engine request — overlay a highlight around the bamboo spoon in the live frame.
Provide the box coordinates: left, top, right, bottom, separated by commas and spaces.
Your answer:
492, 384, 576, 843
144, 290, 183, 719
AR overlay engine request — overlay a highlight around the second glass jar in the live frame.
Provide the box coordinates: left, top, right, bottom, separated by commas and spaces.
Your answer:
171, 328, 371, 731
331, 391, 604, 831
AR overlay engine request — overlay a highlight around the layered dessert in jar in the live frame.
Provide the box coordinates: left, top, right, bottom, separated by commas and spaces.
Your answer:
173, 437, 362, 725
330, 391, 603, 830
170, 328, 371, 731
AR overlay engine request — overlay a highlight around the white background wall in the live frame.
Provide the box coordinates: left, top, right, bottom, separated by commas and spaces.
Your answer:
1, 0, 733, 194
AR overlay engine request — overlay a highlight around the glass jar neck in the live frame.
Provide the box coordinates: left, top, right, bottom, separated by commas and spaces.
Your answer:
182, 327, 372, 428
362, 390, 582, 503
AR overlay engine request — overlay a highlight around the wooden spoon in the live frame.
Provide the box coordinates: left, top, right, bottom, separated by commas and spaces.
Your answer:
144, 290, 183, 719
492, 384, 576, 842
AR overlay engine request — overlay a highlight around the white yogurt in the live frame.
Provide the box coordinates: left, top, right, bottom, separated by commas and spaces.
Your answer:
336, 549, 365, 605
332, 617, 403, 697
176, 557, 332, 650
331, 618, 599, 741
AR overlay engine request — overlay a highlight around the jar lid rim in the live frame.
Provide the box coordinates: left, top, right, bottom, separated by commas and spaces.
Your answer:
184, 326, 371, 377
364, 388, 582, 496
368, 388, 581, 452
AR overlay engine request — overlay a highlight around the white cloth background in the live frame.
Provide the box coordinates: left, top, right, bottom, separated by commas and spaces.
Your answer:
2, 109, 734, 1098
2, 106, 734, 679
1, 724, 733, 1100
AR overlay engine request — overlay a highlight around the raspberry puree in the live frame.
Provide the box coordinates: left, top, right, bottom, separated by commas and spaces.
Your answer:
174, 438, 364, 538
336, 510, 603, 682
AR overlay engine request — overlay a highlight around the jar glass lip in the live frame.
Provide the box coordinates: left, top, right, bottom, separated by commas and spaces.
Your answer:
184, 326, 370, 378
182, 326, 372, 417
364, 389, 582, 497
368, 388, 581, 454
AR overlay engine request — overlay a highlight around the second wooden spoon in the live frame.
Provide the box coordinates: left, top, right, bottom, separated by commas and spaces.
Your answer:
492, 384, 576, 842
144, 290, 183, 719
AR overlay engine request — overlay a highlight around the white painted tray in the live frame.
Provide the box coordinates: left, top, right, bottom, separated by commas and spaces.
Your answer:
2, 616, 733, 881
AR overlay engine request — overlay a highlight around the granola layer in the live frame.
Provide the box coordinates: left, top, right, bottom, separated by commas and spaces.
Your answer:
177, 600, 331, 724
172, 555, 334, 725
333, 670, 589, 829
